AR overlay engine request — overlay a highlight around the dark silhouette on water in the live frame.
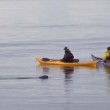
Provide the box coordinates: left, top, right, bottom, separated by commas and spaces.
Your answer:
0, 75, 48, 80
38, 75, 48, 79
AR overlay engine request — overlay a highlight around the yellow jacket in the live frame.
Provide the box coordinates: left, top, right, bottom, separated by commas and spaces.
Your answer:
103, 50, 110, 61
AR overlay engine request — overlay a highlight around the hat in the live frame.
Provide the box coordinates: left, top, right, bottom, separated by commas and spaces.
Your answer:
107, 47, 110, 50
64, 46, 68, 50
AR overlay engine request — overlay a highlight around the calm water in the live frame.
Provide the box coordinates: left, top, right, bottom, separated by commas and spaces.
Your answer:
0, 0, 110, 110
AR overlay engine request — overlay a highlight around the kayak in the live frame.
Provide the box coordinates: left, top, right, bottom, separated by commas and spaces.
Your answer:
91, 54, 104, 62
36, 57, 98, 67
91, 54, 110, 67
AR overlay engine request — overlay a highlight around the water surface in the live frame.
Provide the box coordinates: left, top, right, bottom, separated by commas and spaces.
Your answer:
0, 0, 110, 110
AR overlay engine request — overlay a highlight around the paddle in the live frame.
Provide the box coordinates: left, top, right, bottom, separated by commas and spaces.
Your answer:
42, 58, 79, 62
42, 58, 59, 61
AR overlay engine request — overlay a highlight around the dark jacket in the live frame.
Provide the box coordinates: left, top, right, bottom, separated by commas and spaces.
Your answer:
62, 49, 74, 62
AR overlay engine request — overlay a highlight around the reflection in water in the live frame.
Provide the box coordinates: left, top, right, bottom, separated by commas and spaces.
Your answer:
37, 64, 50, 76
62, 66, 74, 80
37, 65, 75, 95
104, 67, 110, 83
42, 66, 50, 74
37, 64, 74, 80
104, 67, 110, 92
104, 67, 110, 74
37, 64, 97, 79
63, 67, 74, 105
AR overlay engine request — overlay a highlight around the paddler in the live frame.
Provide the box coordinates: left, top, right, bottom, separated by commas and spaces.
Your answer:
61, 47, 74, 62
103, 47, 110, 62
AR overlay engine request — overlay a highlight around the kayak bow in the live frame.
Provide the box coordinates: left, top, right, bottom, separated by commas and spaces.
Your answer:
91, 54, 110, 67
36, 57, 98, 67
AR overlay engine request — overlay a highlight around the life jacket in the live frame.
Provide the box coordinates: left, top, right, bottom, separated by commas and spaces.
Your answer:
105, 51, 110, 61
106, 52, 110, 61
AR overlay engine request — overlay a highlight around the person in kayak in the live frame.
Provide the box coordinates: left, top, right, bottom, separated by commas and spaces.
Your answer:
61, 47, 74, 62
103, 47, 110, 62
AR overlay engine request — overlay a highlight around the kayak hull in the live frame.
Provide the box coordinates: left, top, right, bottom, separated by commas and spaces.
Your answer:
36, 57, 98, 67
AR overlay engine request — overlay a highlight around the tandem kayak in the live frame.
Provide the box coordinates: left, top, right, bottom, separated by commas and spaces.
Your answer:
91, 54, 110, 67
36, 57, 98, 67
